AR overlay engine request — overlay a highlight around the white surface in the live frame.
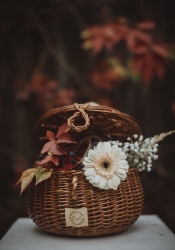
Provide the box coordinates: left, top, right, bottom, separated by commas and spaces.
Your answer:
0, 215, 174, 250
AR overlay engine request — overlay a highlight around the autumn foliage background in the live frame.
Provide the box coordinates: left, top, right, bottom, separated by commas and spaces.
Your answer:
0, 0, 175, 238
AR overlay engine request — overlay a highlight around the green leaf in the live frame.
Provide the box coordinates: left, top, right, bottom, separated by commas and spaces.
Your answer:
20, 172, 35, 195
35, 166, 53, 185
35, 166, 43, 183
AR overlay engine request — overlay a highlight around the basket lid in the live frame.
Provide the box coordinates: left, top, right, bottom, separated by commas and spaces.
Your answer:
35, 103, 141, 149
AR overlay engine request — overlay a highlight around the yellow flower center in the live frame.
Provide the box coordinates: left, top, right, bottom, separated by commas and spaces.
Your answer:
94, 156, 115, 179
101, 161, 111, 171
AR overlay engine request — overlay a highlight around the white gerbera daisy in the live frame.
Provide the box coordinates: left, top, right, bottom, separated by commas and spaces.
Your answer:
82, 141, 129, 190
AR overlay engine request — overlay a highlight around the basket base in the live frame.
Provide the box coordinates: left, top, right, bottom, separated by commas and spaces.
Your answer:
31, 216, 140, 236
27, 168, 144, 237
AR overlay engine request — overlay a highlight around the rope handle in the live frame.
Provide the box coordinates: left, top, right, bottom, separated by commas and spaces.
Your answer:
71, 175, 78, 200
68, 103, 91, 132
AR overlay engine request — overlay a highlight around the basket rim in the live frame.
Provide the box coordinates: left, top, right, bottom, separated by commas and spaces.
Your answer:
35, 103, 141, 131
34, 103, 142, 151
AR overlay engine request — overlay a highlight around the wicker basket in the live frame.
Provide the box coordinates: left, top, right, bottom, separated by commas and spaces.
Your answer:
27, 103, 144, 236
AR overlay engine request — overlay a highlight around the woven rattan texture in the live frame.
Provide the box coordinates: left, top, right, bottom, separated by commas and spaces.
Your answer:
35, 104, 141, 149
28, 168, 144, 236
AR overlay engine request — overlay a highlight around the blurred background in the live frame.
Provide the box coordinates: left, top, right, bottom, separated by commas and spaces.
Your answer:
0, 0, 175, 238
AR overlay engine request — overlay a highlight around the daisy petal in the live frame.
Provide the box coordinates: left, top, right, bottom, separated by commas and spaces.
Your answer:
107, 178, 114, 189
112, 175, 120, 186
92, 175, 101, 185
96, 142, 105, 155
88, 149, 98, 160
110, 145, 122, 158
117, 151, 127, 160
84, 168, 95, 176
103, 142, 111, 154
98, 177, 107, 189
116, 168, 127, 180
119, 160, 129, 170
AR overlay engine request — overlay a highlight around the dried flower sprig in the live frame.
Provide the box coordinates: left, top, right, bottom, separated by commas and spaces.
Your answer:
111, 130, 175, 172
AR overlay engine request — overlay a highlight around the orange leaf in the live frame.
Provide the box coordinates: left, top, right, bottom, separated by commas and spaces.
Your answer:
15, 168, 36, 187
136, 20, 156, 30
20, 172, 35, 195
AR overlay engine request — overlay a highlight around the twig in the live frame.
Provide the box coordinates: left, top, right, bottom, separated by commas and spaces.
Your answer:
28, 12, 79, 79
34, 49, 49, 73
63, 0, 86, 31
28, 12, 95, 99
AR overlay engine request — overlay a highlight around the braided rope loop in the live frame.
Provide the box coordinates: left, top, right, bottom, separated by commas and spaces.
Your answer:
68, 103, 90, 132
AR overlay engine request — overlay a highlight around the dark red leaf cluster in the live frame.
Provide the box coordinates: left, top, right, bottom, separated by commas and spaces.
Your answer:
127, 27, 167, 84
82, 18, 168, 84
37, 123, 77, 170
13, 74, 77, 111
88, 59, 123, 90
82, 18, 128, 54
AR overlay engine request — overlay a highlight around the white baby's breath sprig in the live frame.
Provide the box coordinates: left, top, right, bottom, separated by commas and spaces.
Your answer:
111, 130, 175, 172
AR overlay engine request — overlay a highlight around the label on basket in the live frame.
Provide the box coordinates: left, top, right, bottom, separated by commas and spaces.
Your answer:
65, 207, 88, 227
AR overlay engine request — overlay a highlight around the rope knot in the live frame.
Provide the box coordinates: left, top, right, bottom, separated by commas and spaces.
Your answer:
68, 103, 90, 132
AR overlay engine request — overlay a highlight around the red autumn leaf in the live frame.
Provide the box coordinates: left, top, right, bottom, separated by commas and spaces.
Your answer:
130, 34, 168, 83
47, 131, 56, 141
132, 51, 166, 84
151, 43, 167, 58
82, 19, 128, 55
41, 141, 55, 154
41, 130, 58, 154
40, 123, 77, 167
126, 30, 152, 53
56, 123, 69, 138
136, 20, 156, 30
37, 155, 60, 166
57, 132, 77, 144
41, 123, 72, 155
41, 141, 65, 156
50, 144, 66, 155
88, 58, 123, 90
